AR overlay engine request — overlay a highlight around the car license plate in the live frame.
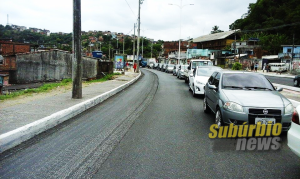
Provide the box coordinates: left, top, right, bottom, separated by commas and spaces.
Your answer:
255, 118, 276, 125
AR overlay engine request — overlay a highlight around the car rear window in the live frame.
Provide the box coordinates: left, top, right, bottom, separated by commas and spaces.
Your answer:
222, 73, 274, 90
197, 67, 221, 77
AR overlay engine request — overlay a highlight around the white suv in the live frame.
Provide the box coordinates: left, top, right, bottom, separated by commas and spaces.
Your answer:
185, 59, 213, 83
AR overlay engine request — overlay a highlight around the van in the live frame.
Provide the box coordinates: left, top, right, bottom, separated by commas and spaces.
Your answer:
268, 63, 287, 72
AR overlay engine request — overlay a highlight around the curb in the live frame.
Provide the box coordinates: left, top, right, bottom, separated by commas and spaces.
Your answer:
263, 74, 295, 79
289, 98, 300, 108
0, 72, 142, 153
272, 83, 300, 92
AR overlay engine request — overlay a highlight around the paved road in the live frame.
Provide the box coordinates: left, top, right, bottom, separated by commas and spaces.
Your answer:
266, 75, 296, 87
0, 70, 158, 178
1, 69, 299, 179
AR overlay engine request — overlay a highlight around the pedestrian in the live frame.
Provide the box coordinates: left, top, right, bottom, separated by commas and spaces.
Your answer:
251, 63, 254, 71
254, 63, 258, 72
266, 64, 270, 73
262, 63, 266, 72
133, 63, 137, 72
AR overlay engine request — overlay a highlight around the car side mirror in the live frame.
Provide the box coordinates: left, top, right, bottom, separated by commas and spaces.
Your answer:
276, 87, 283, 92
208, 84, 217, 90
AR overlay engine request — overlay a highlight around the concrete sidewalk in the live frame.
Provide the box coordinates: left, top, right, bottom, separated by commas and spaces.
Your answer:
0, 72, 140, 152
256, 70, 296, 79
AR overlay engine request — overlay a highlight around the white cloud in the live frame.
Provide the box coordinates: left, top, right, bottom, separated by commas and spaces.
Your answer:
0, 0, 256, 41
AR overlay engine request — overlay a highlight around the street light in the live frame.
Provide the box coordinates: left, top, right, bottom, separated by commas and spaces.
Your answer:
169, 1, 194, 65
136, 0, 145, 73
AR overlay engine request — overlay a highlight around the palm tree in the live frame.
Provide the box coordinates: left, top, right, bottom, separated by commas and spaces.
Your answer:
211, 26, 224, 34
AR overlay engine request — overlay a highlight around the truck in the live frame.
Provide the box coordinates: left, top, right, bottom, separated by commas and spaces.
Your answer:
139, 57, 147, 67
146, 58, 157, 69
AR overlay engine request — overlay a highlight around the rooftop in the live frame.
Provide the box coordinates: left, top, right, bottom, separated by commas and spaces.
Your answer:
193, 30, 240, 43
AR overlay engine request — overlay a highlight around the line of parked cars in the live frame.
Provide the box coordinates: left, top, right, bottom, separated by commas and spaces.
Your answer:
152, 59, 299, 158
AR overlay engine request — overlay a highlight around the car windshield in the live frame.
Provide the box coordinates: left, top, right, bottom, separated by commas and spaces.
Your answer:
222, 73, 274, 90
197, 67, 221, 77
181, 65, 188, 70
192, 61, 213, 68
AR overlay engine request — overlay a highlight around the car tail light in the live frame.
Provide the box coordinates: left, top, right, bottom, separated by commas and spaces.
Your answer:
292, 110, 299, 125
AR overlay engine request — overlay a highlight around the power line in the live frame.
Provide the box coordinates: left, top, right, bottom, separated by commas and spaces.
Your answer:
240, 22, 300, 33
124, 0, 136, 18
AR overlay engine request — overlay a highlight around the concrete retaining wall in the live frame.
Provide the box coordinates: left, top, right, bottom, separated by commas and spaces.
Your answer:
10, 50, 100, 83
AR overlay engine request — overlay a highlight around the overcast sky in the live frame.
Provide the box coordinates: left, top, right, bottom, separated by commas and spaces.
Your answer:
0, 0, 257, 41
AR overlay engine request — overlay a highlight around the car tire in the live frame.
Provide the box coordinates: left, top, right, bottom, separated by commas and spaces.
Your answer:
215, 109, 224, 129
192, 85, 197, 97
185, 78, 188, 83
203, 96, 211, 113
294, 79, 299, 87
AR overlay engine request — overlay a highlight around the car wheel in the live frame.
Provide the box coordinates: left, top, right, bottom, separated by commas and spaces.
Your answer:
215, 109, 224, 129
185, 77, 188, 83
203, 96, 211, 113
294, 79, 299, 87
192, 85, 196, 97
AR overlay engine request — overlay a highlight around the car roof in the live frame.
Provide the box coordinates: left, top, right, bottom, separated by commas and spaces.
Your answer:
219, 70, 265, 76
190, 59, 211, 62
197, 66, 221, 68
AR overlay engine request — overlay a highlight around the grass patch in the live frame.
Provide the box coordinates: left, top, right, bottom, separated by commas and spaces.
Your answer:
0, 73, 122, 101
86, 73, 121, 83
0, 79, 72, 101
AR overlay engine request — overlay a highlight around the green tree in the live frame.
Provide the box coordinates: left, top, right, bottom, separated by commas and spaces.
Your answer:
211, 26, 224, 34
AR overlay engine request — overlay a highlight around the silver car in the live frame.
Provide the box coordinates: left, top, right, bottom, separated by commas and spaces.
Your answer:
165, 64, 175, 73
203, 71, 293, 131
178, 65, 188, 79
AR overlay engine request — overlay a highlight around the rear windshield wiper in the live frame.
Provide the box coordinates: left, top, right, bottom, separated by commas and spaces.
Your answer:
223, 86, 244, 89
244, 86, 272, 91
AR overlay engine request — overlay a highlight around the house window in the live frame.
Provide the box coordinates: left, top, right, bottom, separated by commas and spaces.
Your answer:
287, 48, 292, 53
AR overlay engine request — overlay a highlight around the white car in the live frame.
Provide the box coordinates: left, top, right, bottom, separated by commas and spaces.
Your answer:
189, 66, 222, 96
185, 59, 213, 83
288, 105, 300, 157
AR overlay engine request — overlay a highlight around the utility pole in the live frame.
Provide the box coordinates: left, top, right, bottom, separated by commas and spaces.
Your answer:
117, 38, 119, 54
109, 41, 111, 60
136, 0, 143, 73
178, 0, 182, 65
133, 23, 136, 66
72, 0, 82, 99
169, 1, 193, 65
151, 40, 153, 58
291, 33, 295, 71
142, 37, 144, 57
123, 37, 125, 54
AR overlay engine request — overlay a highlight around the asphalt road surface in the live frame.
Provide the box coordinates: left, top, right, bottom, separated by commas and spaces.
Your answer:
1, 69, 299, 179
266, 75, 296, 87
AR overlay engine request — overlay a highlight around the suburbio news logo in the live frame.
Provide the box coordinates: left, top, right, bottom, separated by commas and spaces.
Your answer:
209, 122, 282, 151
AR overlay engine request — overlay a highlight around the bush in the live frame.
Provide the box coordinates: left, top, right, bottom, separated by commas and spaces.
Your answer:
232, 62, 242, 70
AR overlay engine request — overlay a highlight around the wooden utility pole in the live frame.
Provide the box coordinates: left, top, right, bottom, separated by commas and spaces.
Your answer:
72, 0, 82, 99
136, 0, 142, 73
133, 23, 136, 66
